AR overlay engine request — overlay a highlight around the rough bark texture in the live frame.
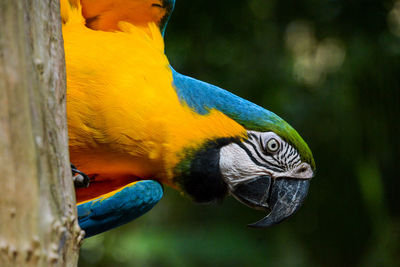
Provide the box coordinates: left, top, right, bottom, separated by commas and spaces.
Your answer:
0, 0, 82, 266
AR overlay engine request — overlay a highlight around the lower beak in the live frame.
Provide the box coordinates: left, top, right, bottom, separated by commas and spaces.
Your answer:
231, 175, 310, 227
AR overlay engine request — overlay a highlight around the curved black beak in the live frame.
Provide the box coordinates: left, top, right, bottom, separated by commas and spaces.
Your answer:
231, 175, 310, 227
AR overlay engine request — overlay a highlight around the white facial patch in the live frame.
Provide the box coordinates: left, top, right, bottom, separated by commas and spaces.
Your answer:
220, 143, 269, 190
219, 131, 313, 190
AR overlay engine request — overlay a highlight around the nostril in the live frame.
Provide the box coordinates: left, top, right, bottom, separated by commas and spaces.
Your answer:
297, 167, 307, 173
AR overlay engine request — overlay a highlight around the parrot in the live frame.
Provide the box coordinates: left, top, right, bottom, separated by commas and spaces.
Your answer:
61, 0, 315, 238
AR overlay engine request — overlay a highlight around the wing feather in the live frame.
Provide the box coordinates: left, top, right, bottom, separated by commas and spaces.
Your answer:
77, 180, 163, 238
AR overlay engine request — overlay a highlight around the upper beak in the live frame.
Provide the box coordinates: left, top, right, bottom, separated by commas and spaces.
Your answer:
231, 175, 311, 227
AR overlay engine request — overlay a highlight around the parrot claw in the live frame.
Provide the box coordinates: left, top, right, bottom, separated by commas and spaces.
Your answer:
71, 164, 90, 188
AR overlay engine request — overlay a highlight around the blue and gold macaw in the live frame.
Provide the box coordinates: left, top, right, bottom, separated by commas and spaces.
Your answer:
61, 0, 315, 238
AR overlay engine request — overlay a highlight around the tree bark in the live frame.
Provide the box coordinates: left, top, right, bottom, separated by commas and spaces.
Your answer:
0, 0, 82, 266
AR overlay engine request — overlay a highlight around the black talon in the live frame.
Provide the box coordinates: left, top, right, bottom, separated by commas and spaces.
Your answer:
71, 164, 91, 188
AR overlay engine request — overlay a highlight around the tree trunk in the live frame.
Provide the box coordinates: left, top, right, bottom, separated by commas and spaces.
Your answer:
0, 0, 81, 266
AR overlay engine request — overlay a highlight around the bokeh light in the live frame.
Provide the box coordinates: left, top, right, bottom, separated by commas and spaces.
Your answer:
388, 0, 400, 37
285, 21, 345, 86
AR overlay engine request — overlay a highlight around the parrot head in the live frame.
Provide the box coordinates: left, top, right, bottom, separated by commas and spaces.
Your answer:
173, 100, 315, 227
170, 68, 315, 227
219, 131, 314, 227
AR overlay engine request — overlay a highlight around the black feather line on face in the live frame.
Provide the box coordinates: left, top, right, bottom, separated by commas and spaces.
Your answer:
174, 137, 239, 203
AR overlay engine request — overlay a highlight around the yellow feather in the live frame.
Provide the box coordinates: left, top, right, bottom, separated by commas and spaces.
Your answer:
62, 2, 246, 201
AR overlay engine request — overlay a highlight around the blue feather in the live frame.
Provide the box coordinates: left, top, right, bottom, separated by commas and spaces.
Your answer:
172, 68, 285, 131
78, 180, 163, 238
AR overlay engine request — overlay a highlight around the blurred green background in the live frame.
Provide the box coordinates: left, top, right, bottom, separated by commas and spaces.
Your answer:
79, 0, 400, 266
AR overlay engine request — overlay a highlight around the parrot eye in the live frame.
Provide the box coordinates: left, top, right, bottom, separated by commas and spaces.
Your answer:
266, 138, 280, 153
